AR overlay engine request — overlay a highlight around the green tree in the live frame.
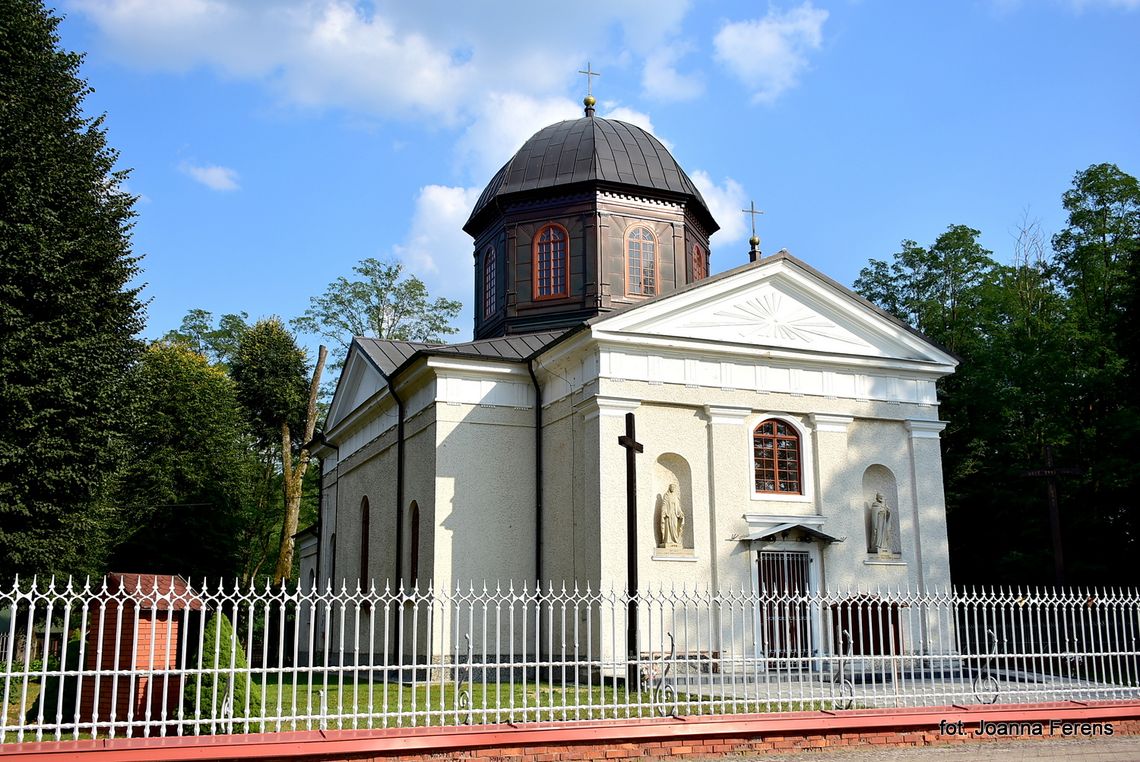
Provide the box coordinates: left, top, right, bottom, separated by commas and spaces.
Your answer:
1052, 164, 1140, 335
855, 225, 1000, 356
110, 342, 255, 579
0, 0, 145, 577
163, 309, 250, 368
1049, 164, 1140, 580
231, 319, 326, 583
292, 258, 462, 365
855, 186, 1140, 584
856, 225, 1031, 581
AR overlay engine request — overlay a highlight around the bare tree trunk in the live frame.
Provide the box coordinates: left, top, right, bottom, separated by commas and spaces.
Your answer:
273, 344, 328, 584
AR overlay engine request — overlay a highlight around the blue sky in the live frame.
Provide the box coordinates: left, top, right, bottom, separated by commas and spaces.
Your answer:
52, 0, 1140, 354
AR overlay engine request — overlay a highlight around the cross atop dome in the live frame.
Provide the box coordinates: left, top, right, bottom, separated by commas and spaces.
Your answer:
578, 62, 600, 116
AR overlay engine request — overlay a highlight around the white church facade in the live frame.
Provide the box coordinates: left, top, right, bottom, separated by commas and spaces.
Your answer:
304, 102, 957, 621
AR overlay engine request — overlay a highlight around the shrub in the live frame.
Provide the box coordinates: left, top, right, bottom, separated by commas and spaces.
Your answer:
183, 611, 261, 722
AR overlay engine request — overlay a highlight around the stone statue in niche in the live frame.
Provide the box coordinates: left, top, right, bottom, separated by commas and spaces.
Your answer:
870, 492, 892, 555
659, 483, 685, 549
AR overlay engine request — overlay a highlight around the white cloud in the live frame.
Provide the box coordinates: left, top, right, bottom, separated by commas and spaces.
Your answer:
180, 162, 240, 191
392, 185, 481, 278
690, 170, 749, 245
600, 105, 657, 134
456, 93, 582, 180
642, 48, 704, 102
713, 2, 828, 104
600, 105, 673, 150
73, 0, 476, 122
70, 0, 694, 125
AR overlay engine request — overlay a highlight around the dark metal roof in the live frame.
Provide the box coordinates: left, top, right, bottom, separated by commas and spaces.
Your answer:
355, 338, 437, 376
355, 330, 573, 377
464, 117, 718, 235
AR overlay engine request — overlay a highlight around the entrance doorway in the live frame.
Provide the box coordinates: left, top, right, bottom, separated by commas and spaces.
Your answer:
757, 550, 813, 661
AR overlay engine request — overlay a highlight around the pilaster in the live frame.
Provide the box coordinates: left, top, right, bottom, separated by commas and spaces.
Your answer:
905, 419, 950, 593
703, 404, 750, 592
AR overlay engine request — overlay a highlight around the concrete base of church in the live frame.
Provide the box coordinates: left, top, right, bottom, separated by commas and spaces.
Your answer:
6, 702, 1139, 761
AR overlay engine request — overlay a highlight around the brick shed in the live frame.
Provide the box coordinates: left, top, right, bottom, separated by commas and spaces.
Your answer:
79, 573, 203, 728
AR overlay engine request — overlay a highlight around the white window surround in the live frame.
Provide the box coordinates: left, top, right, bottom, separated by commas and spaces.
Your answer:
748, 412, 815, 505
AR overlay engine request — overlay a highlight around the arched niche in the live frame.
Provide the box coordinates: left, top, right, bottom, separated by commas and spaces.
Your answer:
862, 465, 900, 555
408, 500, 421, 589
654, 453, 694, 551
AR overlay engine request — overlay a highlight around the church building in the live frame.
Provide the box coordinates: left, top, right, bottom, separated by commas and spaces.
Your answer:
305, 97, 957, 608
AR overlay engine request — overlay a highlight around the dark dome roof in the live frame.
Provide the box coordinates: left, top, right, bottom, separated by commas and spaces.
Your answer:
464, 116, 719, 235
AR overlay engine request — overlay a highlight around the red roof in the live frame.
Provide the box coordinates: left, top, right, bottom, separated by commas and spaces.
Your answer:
105, 573, 204, 611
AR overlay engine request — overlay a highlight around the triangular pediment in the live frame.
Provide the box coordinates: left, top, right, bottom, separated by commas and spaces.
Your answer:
325, 343, 387, 434
593, 256, 956, 370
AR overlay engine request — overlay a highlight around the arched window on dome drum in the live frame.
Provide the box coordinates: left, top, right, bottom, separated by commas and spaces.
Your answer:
627, 226, 657, 296
753, 419, 802, 494
692, 243, 707, 281
482, 246, 497, 318
534, 224, 568, 300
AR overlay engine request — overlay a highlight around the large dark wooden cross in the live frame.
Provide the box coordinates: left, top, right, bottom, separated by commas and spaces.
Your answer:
1023, 445, 1081, 585
618, 412, 643, 680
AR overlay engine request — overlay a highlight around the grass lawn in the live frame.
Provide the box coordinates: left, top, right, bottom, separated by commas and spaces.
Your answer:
216, 673, 839, 731
4, 673, 846, 740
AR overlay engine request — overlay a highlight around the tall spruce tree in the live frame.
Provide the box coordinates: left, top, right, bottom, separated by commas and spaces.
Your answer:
1050, 164, 1140, 581
0, 1, 145, 576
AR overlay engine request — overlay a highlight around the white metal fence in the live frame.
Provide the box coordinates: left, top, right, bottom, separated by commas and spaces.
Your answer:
2, 577, 1139, 743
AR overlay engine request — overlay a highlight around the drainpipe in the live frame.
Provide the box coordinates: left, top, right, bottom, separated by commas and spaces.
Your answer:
307, 433, 340, 593
527, 359, 544, 587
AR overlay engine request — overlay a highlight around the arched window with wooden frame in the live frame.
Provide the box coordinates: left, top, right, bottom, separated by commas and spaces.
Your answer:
359, 496, 371, 592
482, 246, 497, 318
691, 243, 707, 281
753, 419, 802, 494
533, 223, 568, 300
626, 226, 657, 296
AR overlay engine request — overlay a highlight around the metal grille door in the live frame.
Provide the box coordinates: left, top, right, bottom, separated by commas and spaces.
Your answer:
758, 551, 812, 661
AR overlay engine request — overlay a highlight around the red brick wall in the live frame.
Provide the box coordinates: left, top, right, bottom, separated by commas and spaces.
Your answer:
8, 704, 1139, 762
353, 720, 1140, 761
77, 603, 183, 725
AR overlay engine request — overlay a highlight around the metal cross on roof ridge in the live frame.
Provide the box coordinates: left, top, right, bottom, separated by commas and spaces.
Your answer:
578, 62, 601, 98
742, 200, 765, 239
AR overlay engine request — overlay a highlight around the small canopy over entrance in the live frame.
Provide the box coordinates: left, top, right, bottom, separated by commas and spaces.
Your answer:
738, 514, 844, 545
